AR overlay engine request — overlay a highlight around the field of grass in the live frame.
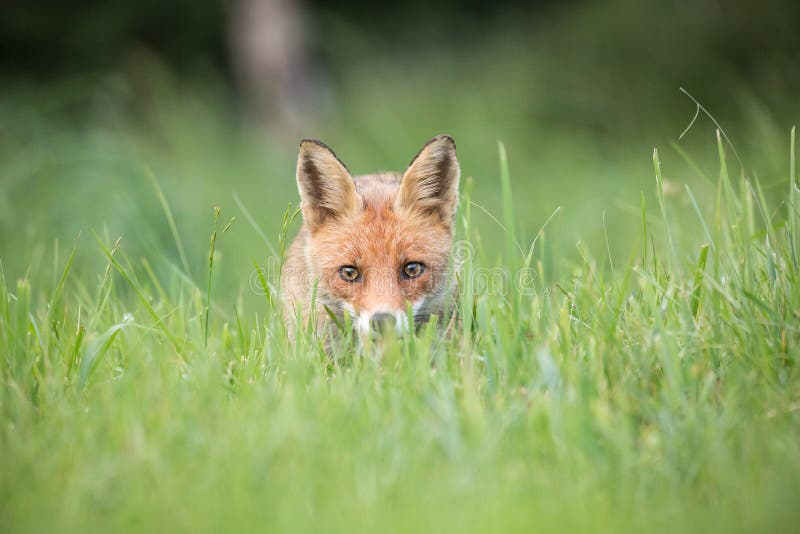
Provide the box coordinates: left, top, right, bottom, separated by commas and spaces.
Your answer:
2, 52, 800, 531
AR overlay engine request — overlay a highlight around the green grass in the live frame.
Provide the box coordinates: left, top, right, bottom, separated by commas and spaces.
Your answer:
1, 102, 799, 532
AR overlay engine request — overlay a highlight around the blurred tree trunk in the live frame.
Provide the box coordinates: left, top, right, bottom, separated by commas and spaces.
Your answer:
227, 0, 310, 137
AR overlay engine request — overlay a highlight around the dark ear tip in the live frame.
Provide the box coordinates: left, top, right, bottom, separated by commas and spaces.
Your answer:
299, 138, 331, 151
427, 134, 456, 151
297, 138, 351, 174
406, 135, 458, 169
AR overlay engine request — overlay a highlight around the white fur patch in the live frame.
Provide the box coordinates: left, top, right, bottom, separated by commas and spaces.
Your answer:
356, 312, 371, 336
396, 311, 409, 334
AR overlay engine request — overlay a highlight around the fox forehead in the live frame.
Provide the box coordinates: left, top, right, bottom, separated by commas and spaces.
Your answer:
308, 173, 451, 269
352, 172, 404, 200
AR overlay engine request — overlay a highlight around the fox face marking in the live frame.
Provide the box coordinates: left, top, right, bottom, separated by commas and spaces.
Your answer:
283, 135, 460, 337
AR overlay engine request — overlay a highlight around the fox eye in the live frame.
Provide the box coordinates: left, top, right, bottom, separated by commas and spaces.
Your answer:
401, 262, 425, 279
338, 265, 360, 282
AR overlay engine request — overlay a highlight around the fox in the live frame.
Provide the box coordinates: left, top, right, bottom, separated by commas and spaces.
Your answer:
280, 134, 460, 339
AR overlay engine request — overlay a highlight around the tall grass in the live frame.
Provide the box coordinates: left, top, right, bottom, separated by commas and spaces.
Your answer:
1, 126, 799, 533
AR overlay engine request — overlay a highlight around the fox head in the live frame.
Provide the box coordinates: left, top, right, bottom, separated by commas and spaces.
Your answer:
294, 135, 460, 335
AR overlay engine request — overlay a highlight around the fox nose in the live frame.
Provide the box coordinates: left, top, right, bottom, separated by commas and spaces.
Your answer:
370, 312, 396, 332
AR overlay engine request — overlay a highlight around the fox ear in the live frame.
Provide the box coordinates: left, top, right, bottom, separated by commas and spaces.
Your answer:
296, 139, 360, 232
396, 135, 460, 226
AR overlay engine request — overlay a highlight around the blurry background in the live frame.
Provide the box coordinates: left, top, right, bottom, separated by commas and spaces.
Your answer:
1, 0, 798, 303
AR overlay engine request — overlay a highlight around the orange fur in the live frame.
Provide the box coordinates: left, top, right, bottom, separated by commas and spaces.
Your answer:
281, 135, 460, 339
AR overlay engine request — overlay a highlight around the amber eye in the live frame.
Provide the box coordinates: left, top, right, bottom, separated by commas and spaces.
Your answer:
338, 265, 360, 282
401, 262, 425, 279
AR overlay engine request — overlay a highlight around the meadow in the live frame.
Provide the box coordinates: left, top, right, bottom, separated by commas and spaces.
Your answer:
2, 36, 800, 532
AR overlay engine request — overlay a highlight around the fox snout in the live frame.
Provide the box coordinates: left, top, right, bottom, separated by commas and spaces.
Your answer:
354, 309, 410, 336
370, 312, 396, 331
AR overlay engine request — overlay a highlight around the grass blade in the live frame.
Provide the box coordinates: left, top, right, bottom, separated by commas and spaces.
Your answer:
146, 167, 191, 276
691, 243, 709, 319
77, 313, 132, 389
